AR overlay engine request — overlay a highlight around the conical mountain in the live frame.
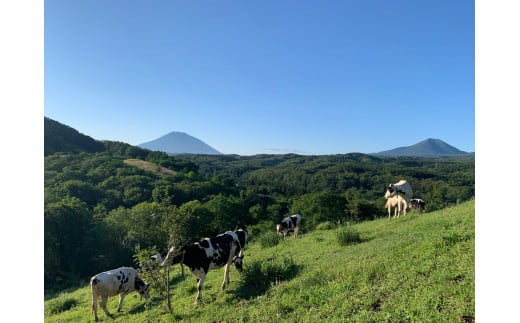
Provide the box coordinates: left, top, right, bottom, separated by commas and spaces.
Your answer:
139, 131, 221, 155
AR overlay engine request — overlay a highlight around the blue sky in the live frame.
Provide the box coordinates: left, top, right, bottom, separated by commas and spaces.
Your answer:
44, 0, 475, 155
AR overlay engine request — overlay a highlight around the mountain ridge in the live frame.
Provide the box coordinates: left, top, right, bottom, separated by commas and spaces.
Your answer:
373, 138, 470, 157
44, 117, 471, 157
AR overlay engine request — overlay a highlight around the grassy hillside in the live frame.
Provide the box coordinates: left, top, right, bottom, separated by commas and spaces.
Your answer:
44, 200, 474, 322
123, 158, 177, 176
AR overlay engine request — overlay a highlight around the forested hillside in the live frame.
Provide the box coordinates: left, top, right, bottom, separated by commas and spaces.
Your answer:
44, 117, 105, 156
44, 124, 474, 294
44, 150, 473, 294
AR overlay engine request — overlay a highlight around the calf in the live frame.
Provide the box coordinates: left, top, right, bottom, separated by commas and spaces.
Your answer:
90, 267, 150, 321
276, 214, 302, 238
161, 228, 248, 302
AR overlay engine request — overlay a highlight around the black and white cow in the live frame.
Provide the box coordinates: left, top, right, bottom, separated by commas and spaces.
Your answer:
90, 267, 150, 321
276, 214, 302, 238
160, 228, 248, 302
410, 198, 426, 212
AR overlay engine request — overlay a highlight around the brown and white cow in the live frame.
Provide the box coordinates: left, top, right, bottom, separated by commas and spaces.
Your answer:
276, 214, 302, 238
90, 267, 150, 321
160, 228, 248, 302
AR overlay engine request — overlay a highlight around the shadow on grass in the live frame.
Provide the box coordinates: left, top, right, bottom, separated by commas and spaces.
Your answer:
234, 256, 304, 299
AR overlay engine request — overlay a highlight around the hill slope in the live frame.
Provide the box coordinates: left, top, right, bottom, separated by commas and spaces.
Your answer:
374, 138, 469, 157
139, 131, 221, 155
44, 117, 105, 156
45, 200, 474, 322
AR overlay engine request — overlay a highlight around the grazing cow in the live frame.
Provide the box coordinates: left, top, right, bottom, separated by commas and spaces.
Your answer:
276, 214, 302, 238
385, 195, 408, 219
90, 267, 150, 322
410, 198, 426, 212
160, 228, 248, 302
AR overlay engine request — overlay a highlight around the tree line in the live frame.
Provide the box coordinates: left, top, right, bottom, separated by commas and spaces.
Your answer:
44, 141, 474, 294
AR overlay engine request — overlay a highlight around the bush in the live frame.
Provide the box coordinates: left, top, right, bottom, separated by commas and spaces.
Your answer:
259, 231, 280, 248
336, 226, 362, 246
247, 221, 275, 242
316, 221, 336, 230
45, 297, 78, 315
237, 256, 299, 298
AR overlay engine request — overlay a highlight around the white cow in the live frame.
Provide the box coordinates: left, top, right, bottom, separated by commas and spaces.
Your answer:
385, 195, 408, 219
90, 267, 150, 321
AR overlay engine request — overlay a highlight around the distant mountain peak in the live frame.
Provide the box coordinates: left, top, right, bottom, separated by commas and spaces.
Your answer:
374, 138, 469, 157
139, 131, 221, 155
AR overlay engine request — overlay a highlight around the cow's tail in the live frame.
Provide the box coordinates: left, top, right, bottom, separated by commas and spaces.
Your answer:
91, 277, 98, 286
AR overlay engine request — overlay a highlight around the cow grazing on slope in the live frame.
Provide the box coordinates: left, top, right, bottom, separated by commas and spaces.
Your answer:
410, 198, 426, 212
276, 214, 302, 238
160, 228, 248, 302
385, 195, 408, 219
90, 267, 150, 322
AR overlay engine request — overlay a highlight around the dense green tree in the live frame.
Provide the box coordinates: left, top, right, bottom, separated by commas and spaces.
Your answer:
44, 197, 91, 290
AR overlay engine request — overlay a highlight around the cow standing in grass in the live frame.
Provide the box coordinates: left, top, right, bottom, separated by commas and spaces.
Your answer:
276, 214, 302, 238
90, 267, 150, 321
385, 195, 408, 219
161, 228, 247, 302
384, 180, 413, 218
410, 198, 426, 212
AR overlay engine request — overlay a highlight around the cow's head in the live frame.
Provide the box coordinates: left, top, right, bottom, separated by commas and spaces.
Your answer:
276, 222, 288, 236
135, 277, 150, 299
232, 255, 244, 272
160, 245, 185, 267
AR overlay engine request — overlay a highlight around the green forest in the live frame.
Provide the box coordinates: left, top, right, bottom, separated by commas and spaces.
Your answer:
44, 135, 474, 295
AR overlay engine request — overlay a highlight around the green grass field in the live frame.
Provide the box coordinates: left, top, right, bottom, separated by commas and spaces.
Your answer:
45, 200, 474, 322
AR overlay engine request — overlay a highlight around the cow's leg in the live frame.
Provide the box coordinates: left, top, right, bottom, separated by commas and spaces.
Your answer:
222, 263, 230, 290
195, 274, 206, 303
294, 226, 299, 238
91, 293, 99, 322
100, 295, 113, 318
117, 292, 126, 312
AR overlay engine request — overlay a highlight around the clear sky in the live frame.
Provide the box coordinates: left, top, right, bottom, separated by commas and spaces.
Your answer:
44, 0, 475, 155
